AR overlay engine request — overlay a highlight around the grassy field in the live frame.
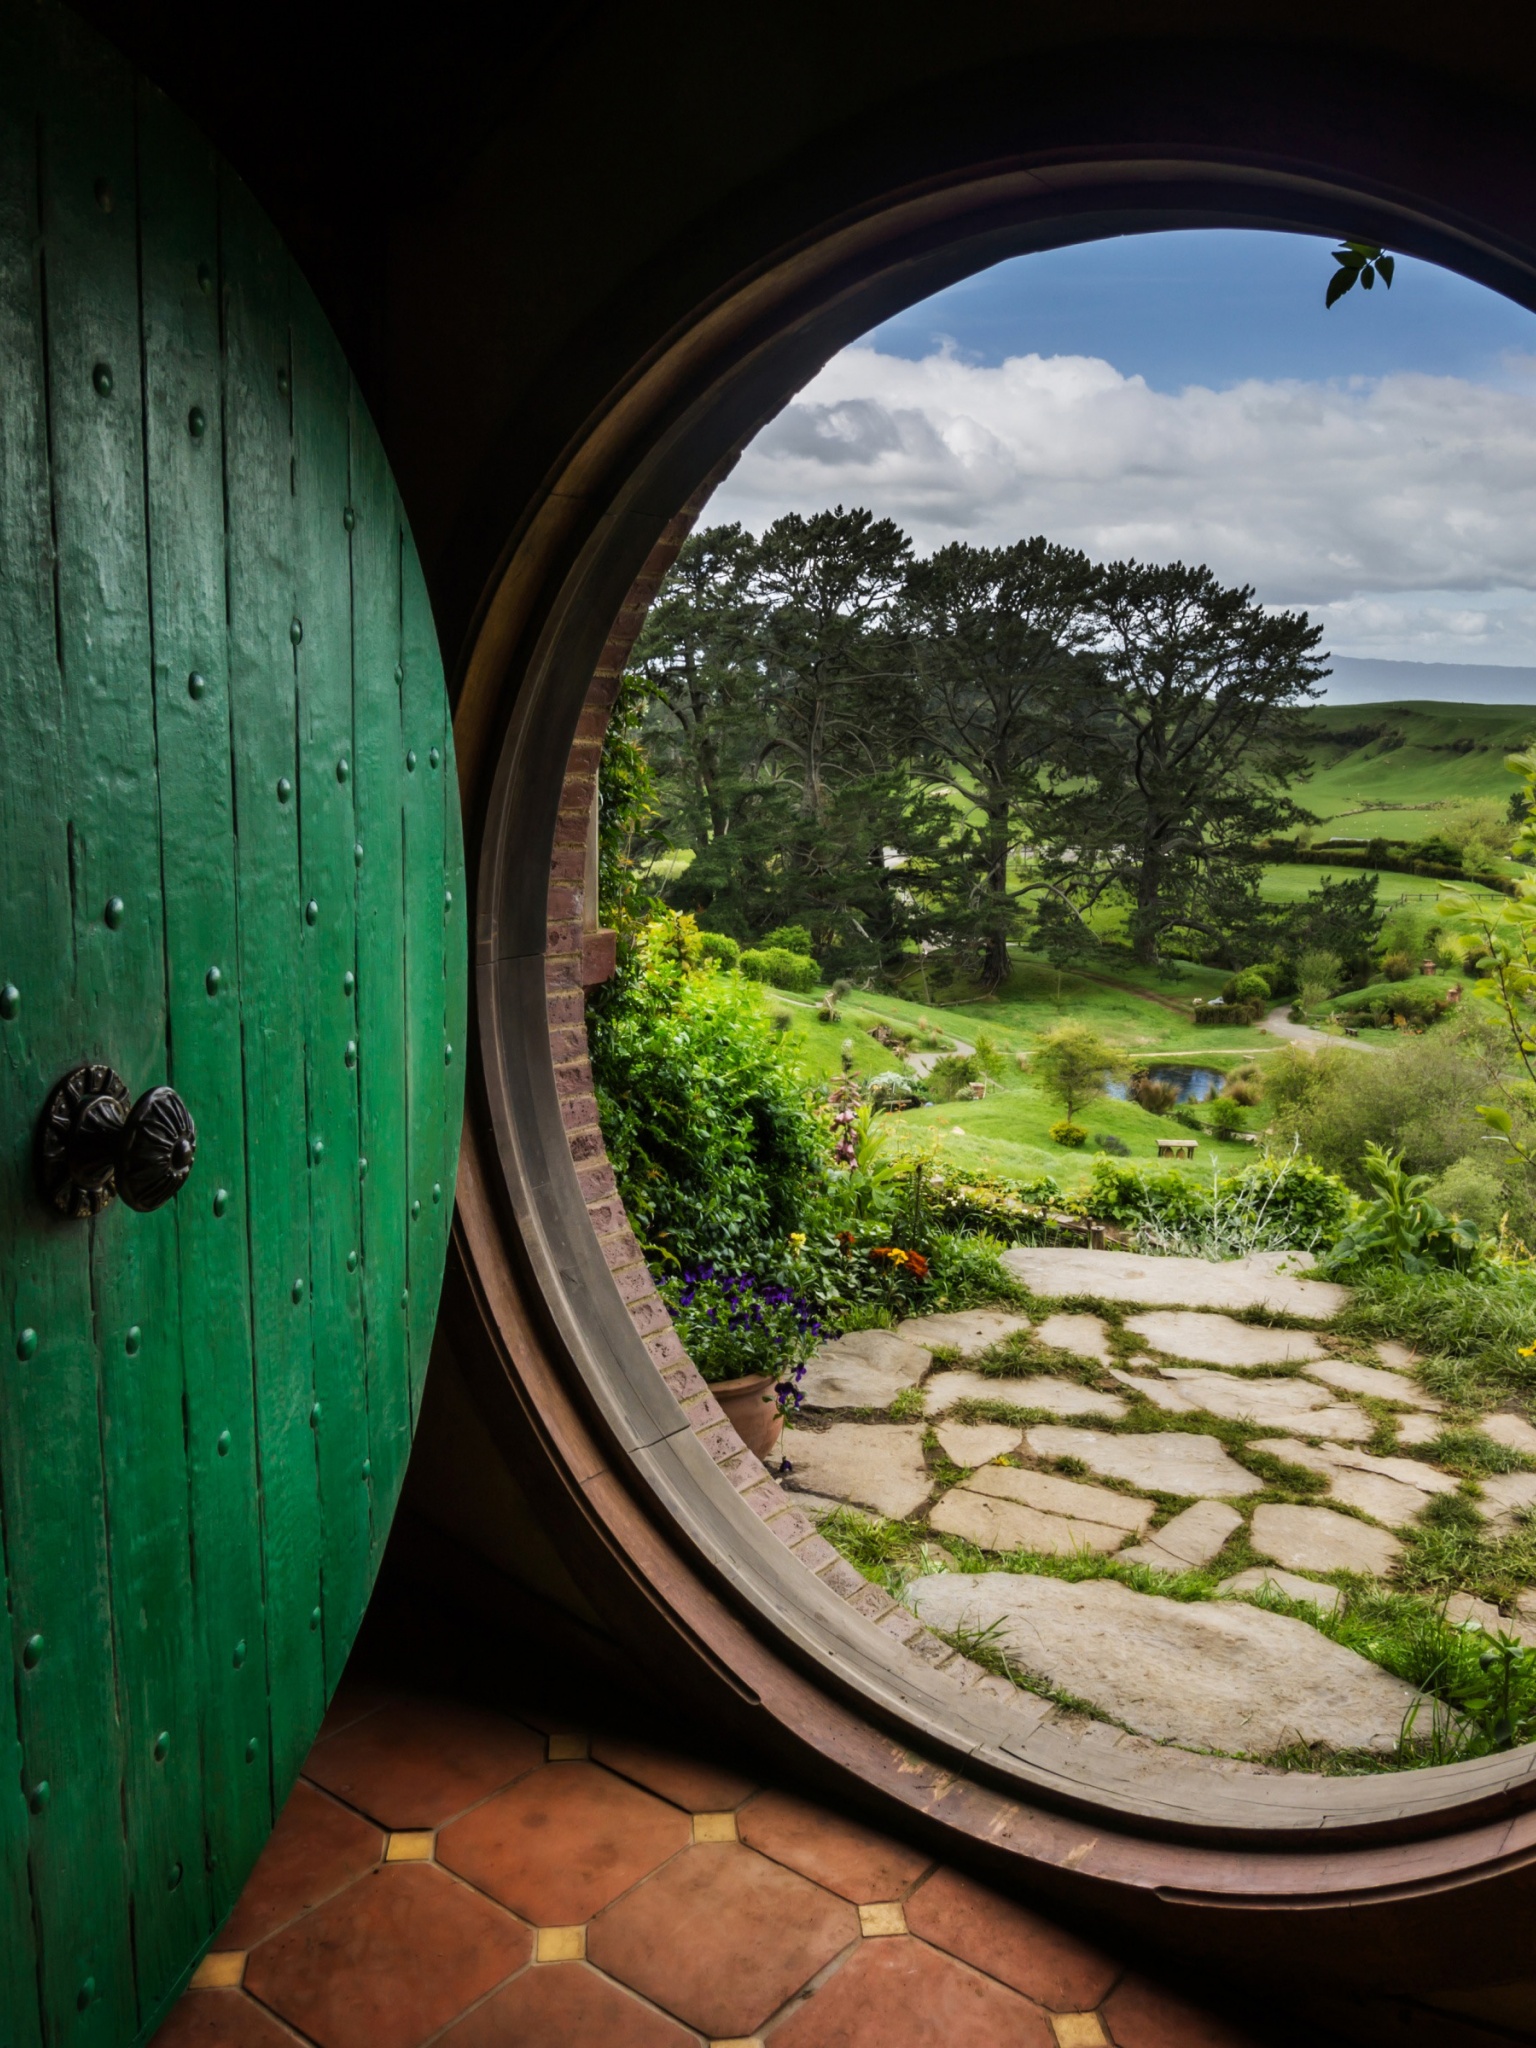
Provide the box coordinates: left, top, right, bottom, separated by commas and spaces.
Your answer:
1297, 699, 1536, 842
759, 960, 1289, 1190
1258, 862, 1508, 910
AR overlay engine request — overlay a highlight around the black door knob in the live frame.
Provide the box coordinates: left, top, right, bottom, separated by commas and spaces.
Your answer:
37, 1065, 197, 1218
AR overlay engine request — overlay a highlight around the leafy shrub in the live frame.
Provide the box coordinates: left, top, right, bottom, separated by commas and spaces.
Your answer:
1319, 1143, 1485, 1277
928, 1053, 983, 1101
1252, 958, 1297, 998
1050, 1119, 1089, 1148
924, 1230, 1019, 1308
697, 930, 741, 968
1264, 1031, 1503, 1194
1222, 968, 1272, 1004
762, 923, 814, 956
971, 1032, 1010, 1080
1086, 1157, 1209, 1229
1129, 1072, 1179, 1116
1223, 1065, 1264, 1107
1085, 1150, 1351, 1256
868, 1070, 926, 1109
739, 946, 819, 992
920, 1165, 1066, 1244
1336, 978, 1447, 1026
1382, 951, 1414, 982
1094, 1133, 1130, 1155
1378, 907, 1440, 968
1205, 1095, 1247, 1138
1192, 996, 1264, 1026
1416, 835, 1464, 870
1424, 1157, 1507, 1235
589, 928, 824, 1268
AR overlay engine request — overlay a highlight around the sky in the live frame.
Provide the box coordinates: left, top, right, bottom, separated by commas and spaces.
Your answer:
705, 230, 1536, 687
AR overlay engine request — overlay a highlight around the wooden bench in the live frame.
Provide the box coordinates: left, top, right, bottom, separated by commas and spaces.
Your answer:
1156, 1137, 1198, 1158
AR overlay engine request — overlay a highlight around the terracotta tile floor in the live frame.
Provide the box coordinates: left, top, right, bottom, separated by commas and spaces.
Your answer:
154, 1682, 1264, 2048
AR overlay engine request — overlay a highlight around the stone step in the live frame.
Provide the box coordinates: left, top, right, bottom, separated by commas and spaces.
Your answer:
1001, 1246, 1350, 1318
1023, 1425, 1264, 1498
905, 1571, 1418, 1755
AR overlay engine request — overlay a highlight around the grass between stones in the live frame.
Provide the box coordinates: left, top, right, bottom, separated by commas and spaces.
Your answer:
821, 1501, 1536, 1770
796, 1286, 1536, 1769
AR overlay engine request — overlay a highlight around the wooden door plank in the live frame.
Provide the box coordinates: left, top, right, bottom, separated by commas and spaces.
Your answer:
401, 540, 451, 1421
439, 595, 467, 1334
136, 80, 271, 1932
0, 17, 69, 2044
39, 15, 207, 2028
347, 404, 409, 1566
220, 166, 325, 1806
291, 279, 370, 1691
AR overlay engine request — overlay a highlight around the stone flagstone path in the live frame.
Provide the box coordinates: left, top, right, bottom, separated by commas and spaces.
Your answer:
906, 1572, 1420, 1755
779, 1243, 1536, 1764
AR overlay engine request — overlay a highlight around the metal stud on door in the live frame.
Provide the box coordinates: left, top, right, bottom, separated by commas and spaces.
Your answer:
0, 5, 467, 2040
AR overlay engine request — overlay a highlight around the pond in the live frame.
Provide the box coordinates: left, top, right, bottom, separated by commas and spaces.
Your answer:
1104, 1063, 1225, 1104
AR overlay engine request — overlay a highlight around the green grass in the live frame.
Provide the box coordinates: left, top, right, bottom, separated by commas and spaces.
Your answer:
1296, 701, 1536, 837
1258, 863, 1508, 910
753, 969, 1280, 1187
1332, 970, 1464, 1020
820, 1498, 1536, 1768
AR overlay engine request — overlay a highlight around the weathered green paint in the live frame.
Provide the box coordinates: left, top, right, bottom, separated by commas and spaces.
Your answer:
137, 84, 269, 1924
0, 6, 466, 2039
293, 278, 372, 1692
402, 542, 465, 1420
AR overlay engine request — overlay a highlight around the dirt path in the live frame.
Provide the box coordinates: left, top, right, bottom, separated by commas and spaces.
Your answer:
1261, 1003, 1381, 1053
908, 1034, 976, 1078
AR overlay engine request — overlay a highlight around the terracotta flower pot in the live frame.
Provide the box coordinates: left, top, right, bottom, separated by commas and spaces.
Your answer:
710, 1370, 784, 1460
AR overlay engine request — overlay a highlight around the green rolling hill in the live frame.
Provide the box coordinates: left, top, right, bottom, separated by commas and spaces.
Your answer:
1296, 700, 1536, 841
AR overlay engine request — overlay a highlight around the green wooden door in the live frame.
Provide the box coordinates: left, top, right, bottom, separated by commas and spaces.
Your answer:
0, 6, 467, 2041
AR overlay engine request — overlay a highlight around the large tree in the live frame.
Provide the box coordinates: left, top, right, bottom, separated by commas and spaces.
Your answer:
635, 508, 921, 966
900, 538, 1100, 986
629, 523, 761, 851
751, 506, 911, 824
1045, 561, 1324, 965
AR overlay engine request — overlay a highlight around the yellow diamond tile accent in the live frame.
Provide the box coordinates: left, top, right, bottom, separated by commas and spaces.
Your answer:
1050, 2017, 1109, 2048
383, 1830, 435, 1862
535, 1925, 587, 1962
547, 1732, 589, 1761
190, 1951, 246, 1989
692, 1810, 738, 1843
858, 1901, 907, 1937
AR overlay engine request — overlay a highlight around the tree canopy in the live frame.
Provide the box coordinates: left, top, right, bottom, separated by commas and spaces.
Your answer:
619, 509, 1357, 984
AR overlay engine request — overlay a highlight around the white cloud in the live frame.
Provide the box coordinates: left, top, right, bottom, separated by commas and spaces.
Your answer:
706, 343, 1536, 661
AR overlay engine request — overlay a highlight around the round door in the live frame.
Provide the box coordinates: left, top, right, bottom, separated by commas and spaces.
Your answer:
0, 6, 466, 2041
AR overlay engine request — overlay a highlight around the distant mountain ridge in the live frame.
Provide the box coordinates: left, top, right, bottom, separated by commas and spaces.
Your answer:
1323, 655, 1536, 705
